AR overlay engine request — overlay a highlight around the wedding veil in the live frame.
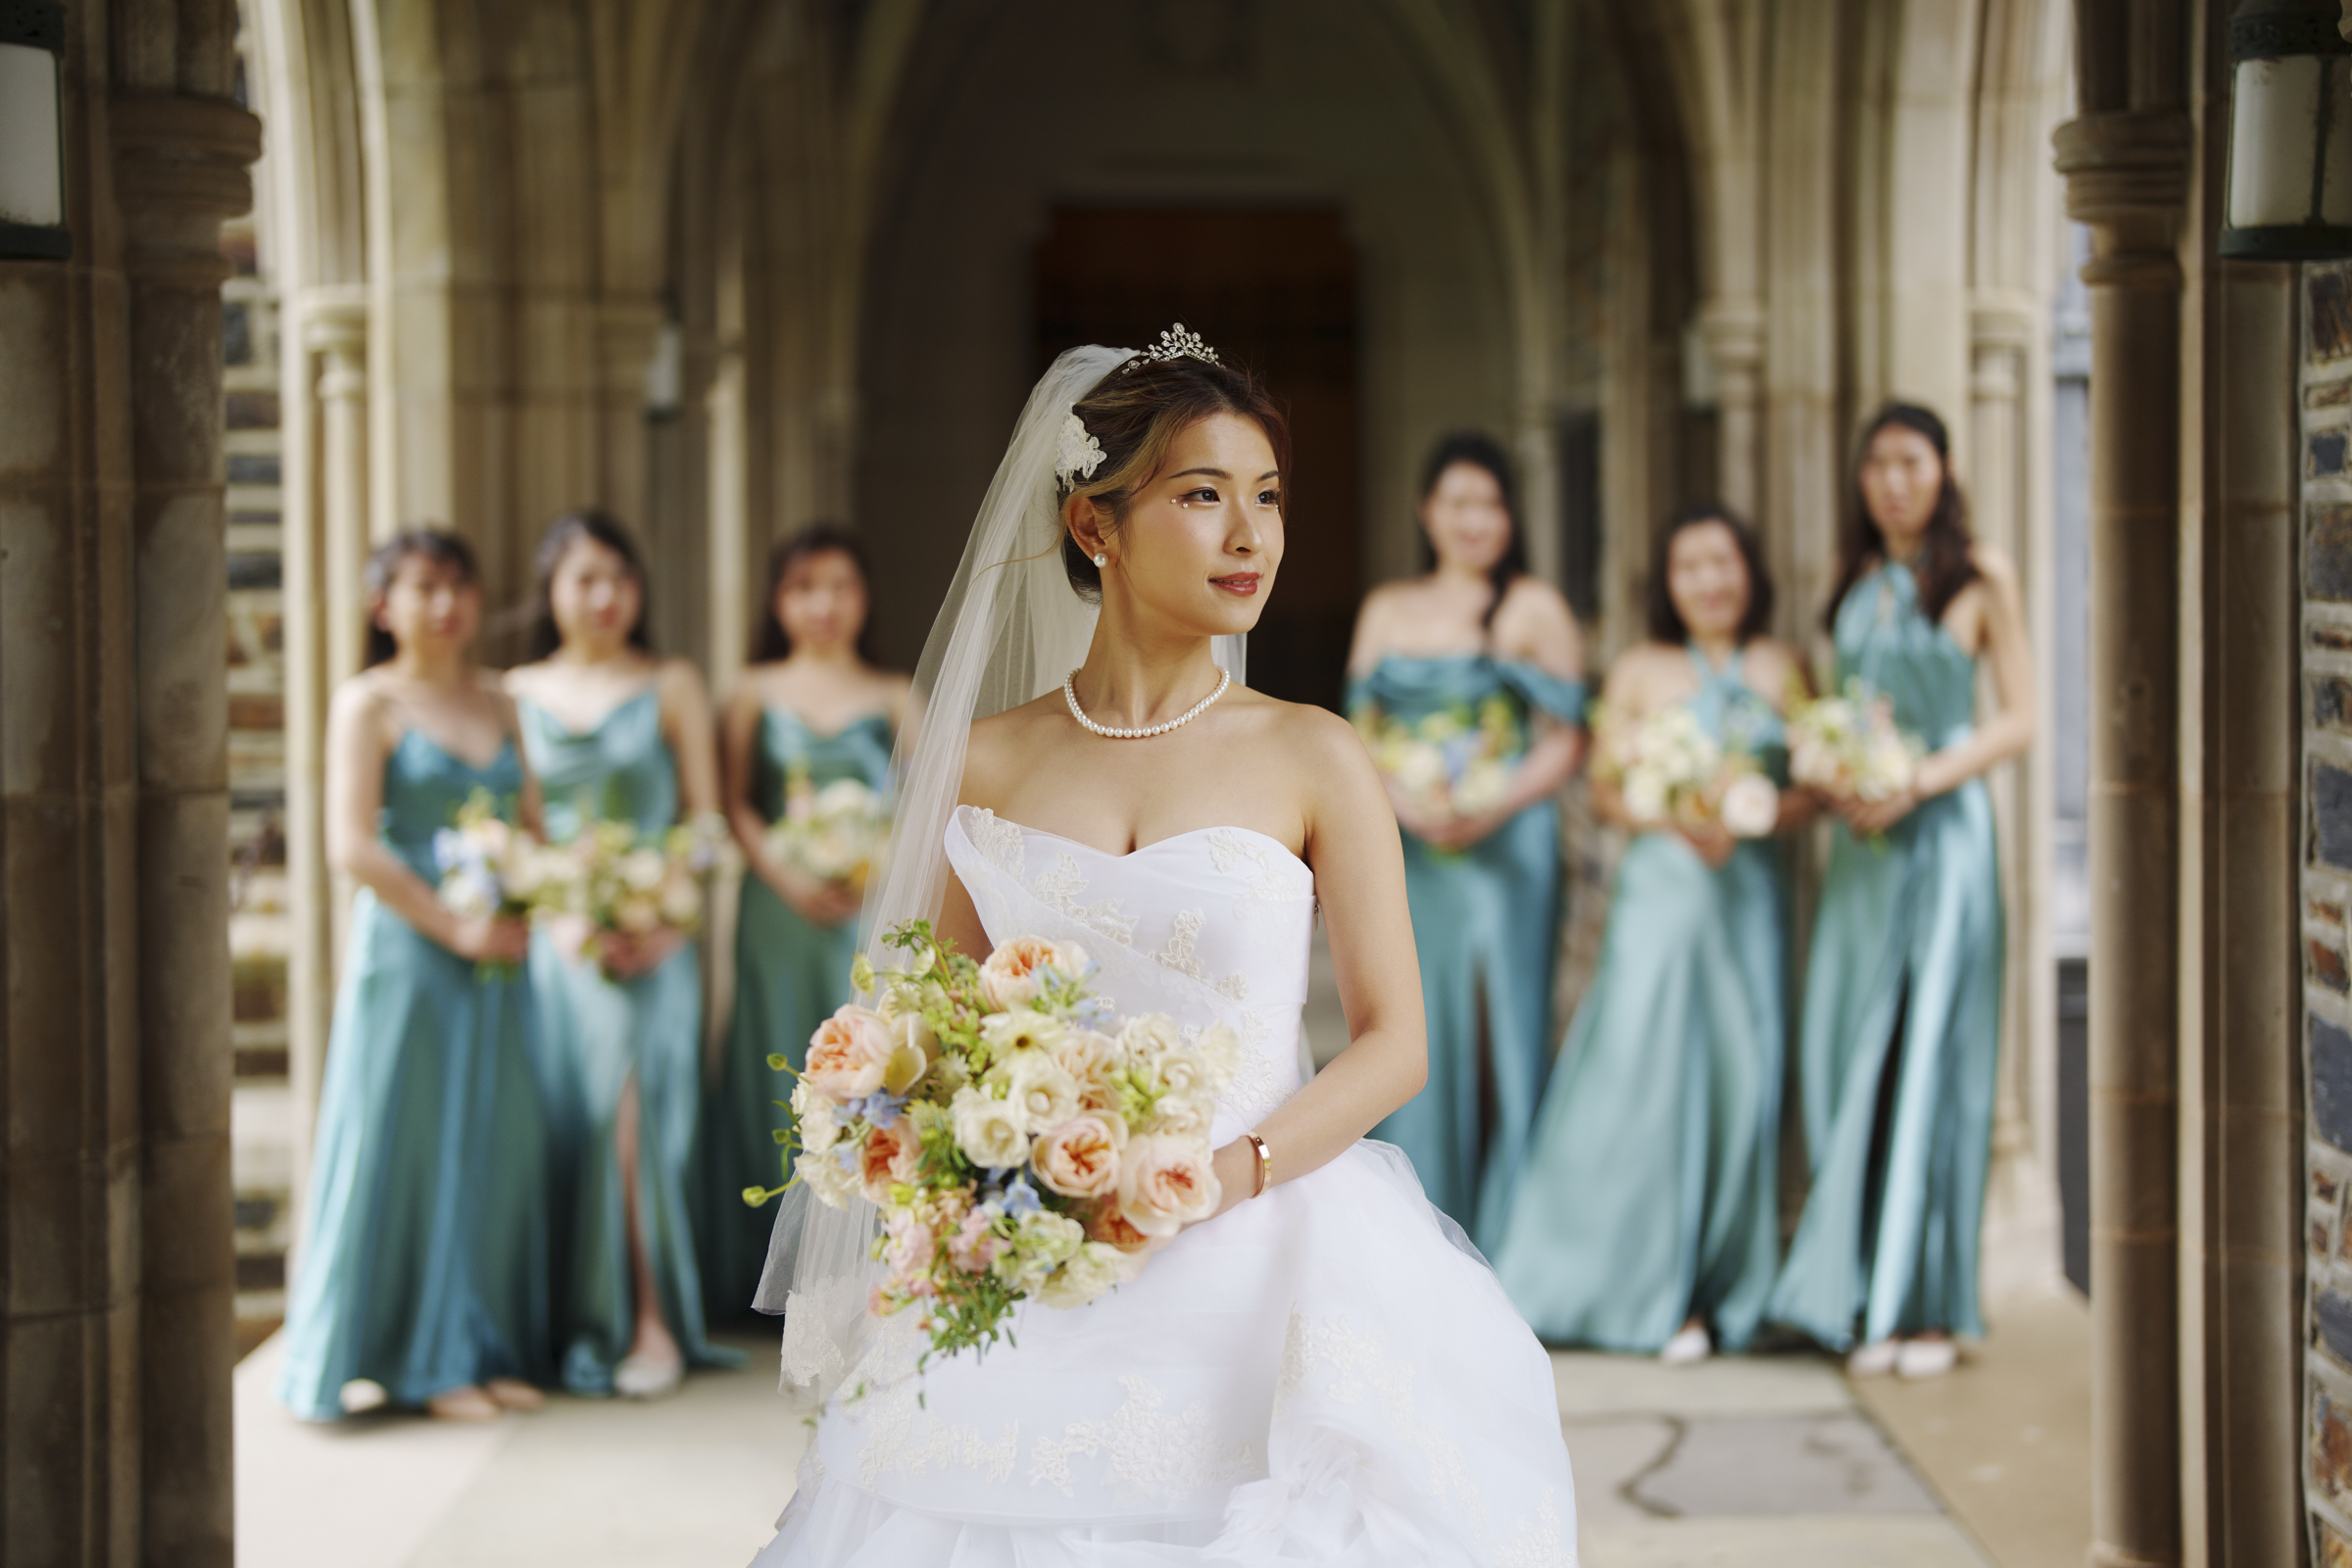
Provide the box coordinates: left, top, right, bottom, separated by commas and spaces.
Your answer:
754, 342, 1246, 1395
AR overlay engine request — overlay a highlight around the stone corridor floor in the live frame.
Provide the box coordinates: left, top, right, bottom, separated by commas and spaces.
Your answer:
233, 1283, 2087, 1567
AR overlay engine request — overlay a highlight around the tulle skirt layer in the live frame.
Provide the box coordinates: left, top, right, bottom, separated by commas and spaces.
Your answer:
749, 1142, 1577, 1567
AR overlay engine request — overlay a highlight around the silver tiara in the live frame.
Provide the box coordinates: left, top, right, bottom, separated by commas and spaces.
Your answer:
1121, 321, 1222, 374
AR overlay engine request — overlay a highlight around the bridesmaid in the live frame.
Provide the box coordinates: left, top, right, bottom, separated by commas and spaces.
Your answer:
276, 529, 552, 1422
1492, 505, 1810, 1362
702, 526, 907, 1315
1344, 432, 1586, 1248
507, 511, 740, 1397
1768, 404, 2034, 1380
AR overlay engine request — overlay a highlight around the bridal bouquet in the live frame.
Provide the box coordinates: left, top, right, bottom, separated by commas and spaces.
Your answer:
771, 919, 1238, 1368
1591, 703, 1781, 839
767, 770, 890, 892
1356, 695, 1522, 819
433, 787, 559, 921
534, 812, 729, 952
1786, 679, 1923, 804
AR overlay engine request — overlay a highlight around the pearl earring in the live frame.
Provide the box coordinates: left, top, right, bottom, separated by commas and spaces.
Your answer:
1093, 553, 1108, 568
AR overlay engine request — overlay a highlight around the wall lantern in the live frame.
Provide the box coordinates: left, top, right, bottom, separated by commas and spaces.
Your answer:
2224, 0, 2352, 260
0, 1, 69, 261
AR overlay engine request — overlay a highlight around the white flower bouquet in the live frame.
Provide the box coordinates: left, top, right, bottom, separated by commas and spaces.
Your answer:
533, 811, 729, 965
1591, 702, 1781, 839
432, 786, 558, 921
762, 920, 1239, 1370
1786, 679, 1924, 805
1356, 694, 1523, 820
767, 769, 891, 893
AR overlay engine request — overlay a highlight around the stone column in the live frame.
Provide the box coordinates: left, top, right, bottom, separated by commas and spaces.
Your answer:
1699, 296, 1764, 520
286, 287, 368, 1224
2054, 105, 2193, 1568
110, 87, 262, 1564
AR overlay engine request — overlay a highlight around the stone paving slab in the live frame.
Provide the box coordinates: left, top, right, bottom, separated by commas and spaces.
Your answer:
1581, 1513, 1993, 1567
1551, 1348, 1853, 1418
1630, 1413, 1940, 1517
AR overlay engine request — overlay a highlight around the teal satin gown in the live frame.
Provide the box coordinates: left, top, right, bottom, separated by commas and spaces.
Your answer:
1347, 655, 1586, 1249
1491, 648, 1788, 1350
1769, 562, 2005, 1348
275, 731, 553, 1419
699, 708, 896, 1317
520, 689, 740, 1392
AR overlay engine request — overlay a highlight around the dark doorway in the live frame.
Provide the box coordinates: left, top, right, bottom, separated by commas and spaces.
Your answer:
1034, 207, 1361, 710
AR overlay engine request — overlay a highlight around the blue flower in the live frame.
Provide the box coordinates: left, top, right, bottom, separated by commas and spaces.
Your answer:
1002, 1175, 1042, 1216
849, 1091, 907, 1129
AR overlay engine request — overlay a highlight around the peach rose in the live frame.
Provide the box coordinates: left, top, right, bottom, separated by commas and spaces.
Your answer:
978, 935, 1087, 1010
1116, 1134, 1223, 1238
1086, 1200, 1153, 1253
858, 1119, 920, 1201
804, 1004, 894, 1102
1032, 1113, 1124, 1200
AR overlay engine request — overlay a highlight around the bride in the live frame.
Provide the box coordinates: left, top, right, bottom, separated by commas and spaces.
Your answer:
750, 331, 1578, 1565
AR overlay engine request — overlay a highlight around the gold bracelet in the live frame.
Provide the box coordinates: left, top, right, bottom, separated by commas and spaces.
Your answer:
1243, 1133, 1272, 1199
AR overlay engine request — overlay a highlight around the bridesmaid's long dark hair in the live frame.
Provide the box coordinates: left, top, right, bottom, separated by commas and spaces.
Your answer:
1647, 502, 1775, 645
1417, 431, 1527, 631
363, 528, 480, 667
1822, 402, 1979, 635
525, 509, 655, 662
750, 523, 881, 664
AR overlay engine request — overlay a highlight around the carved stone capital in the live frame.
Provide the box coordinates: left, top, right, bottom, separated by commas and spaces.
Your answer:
2053, 111, 2192, 227
1696, 295, 1766, 372
110, 93, 264, 287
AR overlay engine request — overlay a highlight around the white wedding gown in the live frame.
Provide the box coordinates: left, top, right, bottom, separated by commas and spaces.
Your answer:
751, 806, 1578, 1566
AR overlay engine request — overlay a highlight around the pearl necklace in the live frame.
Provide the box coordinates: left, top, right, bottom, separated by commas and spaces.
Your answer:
1062, 667, 1231, 739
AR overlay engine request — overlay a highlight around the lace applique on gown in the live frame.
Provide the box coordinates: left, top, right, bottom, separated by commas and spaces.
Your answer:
749, 806, 1578, 1567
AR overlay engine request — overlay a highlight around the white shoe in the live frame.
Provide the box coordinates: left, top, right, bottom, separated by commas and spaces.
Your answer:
1846, 1339, 1900, 1377
1659, 1325, 1712, 1366
1896, 1339, 1958, 1380
613, 1352, 683, 1399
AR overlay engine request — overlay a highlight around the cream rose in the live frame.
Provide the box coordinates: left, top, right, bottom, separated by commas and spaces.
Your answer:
1116, 1012, 1184, 1060
1038, 1240, 1131, 1309
978, 935, 1087, 1009
1149, 1047, 1208, 1099
795, 1092, 841, 1153
1719, 772, 1782, 839
1054, 1029, 1122, 1110
620, 846, 666, 893
950, 1087, 1030, 1170
1085, 1200, 1153, 1253
1004, 1054, 1082, 1135
1116, 1134, 1223, 1238
804, 1004, 894, 1102
1147, 1092, 1215, 1141
1032, 1114, 1124, 1200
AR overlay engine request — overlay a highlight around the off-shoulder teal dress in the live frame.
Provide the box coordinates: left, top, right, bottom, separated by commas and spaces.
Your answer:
699, 708, 896, 1317
275, 730, 552, 1419
1769, 562, 2005, 1348
1492, 647, 1788, 1350
1347, 655, 1586, 1249
520, 689, 738, 1392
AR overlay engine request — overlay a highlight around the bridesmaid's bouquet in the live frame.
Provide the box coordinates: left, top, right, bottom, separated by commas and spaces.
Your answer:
1356, 695, 1522, 818
1786, 680, 1924, 804
1591, 703, 1781, 839
767, 769, 891, 892
767, 919, 1239, 1368
433, 787, 558, 921
534, 812, 730, 948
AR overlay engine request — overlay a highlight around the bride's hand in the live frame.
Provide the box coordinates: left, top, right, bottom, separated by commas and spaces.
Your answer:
1205, 1138, 1263, 1220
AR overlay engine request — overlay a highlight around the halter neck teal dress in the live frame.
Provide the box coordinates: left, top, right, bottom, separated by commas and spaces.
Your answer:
520, 688, 738, 1392
275, 730, 553, 1419
1347, 654, 1586, 1249
1769, 562, 2005, 1348
699, 707, 896, 1316
1491, 647, 1788, 1350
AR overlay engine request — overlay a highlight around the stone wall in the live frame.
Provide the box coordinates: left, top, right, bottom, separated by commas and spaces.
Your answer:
2307, 260, 2352, 1560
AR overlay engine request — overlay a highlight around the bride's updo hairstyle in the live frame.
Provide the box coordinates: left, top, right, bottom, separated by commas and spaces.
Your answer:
1055, 354, 1291, 603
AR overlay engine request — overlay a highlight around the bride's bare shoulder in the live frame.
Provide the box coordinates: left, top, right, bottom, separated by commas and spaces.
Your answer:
961, 692, 1067, 802
1228, 688, 1372, 773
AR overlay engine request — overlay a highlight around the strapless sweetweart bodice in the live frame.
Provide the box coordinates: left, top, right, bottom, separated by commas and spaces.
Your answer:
756, 807, 1578, 1567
